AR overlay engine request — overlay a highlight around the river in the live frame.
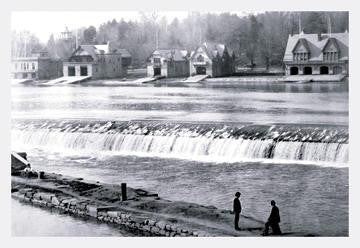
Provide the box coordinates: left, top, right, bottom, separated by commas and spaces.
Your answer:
11, 80, 349, 236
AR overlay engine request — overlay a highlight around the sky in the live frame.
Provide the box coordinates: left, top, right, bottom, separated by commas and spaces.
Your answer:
11, 11, 250, 43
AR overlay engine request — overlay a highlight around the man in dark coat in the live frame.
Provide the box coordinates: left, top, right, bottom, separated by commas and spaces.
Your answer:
263, 200, 282, 236
233, 192, 242, 230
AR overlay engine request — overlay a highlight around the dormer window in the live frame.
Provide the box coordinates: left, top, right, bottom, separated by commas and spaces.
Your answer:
322, 38, 340, 62
293, 52, 309, 62
323, 51, 339, 61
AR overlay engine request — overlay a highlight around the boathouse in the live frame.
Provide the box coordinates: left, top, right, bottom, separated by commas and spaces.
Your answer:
189, 42, 235, 77
11, 50, 63, 80
63, 42, 128, 79
147, 49, 190, 78
283, 31, 348, 76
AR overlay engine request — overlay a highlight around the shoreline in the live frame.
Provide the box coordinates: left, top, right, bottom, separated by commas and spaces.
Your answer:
11, 74, 348, 87
11, 169, 300, 237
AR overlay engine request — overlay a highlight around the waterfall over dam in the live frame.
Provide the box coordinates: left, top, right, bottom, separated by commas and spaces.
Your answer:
12, 120, 349, 165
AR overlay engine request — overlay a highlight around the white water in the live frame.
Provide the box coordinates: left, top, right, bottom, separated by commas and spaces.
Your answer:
12, 129, 348, 165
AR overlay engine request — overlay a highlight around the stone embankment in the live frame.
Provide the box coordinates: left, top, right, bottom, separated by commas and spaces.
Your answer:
11, 169, 265, 237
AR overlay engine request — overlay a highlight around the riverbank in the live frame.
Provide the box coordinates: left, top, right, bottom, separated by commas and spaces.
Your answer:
11, 169, 280, 237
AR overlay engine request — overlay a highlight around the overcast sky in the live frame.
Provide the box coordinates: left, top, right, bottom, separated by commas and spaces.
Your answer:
11, 11, 250, 43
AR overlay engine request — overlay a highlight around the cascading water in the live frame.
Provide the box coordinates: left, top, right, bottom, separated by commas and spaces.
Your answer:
12, 120, 349, 165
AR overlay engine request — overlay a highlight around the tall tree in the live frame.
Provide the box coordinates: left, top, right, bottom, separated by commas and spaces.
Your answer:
245, 15, 262, 67
83, 26, 97, 44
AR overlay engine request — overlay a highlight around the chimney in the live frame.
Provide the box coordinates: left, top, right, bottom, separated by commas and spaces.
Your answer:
317, 33, 322, 41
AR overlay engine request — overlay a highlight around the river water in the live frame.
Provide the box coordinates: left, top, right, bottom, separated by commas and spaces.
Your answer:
11, 80, 349, 236
11, 199, 134, 236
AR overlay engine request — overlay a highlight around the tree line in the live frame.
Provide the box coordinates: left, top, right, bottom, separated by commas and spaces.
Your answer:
11, 11, 348, 69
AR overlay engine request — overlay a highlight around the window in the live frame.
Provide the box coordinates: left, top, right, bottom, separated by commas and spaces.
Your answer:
294, 52, 309, 62
68, 66, 76, 76
154, 58, 161, 64
32, 63, 35, 70
197, 55, 204, 62
31, 73, 36, 78
324, 52, 338, 61
14, 63, 18, 70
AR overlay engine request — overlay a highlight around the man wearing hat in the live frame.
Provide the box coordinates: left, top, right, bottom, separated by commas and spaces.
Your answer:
263, 200, 282, 236
233, 192, 242, 230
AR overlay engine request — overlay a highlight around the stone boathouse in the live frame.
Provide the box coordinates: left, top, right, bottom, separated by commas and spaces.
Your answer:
283, 31, 348, 76
11, 50, 63, 80
189, 42, 235, 77
147, 49, 190, 78
63, 42, 128, 79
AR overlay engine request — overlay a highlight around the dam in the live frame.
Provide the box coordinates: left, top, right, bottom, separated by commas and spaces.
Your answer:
11, 80, 349, 236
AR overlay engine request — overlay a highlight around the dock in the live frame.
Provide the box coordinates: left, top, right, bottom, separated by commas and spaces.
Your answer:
183, 75, 209, 83
282, 74, 346, 82
132, 75, 165, 84
11, 79, 33, 84
42, 76, 92, 85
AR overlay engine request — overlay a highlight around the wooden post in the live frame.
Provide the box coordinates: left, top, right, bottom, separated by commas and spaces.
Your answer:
121, 183, 127, 201
38, 171, 45, 179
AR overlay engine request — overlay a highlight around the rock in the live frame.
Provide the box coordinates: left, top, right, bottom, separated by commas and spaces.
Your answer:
98, 211, 108, 217
61, 198, 76, 207
18, 188, 33, 194
159, 230, 166, 236
87, 205, 99, 217
156, 221, 166, 230
151, 227, 160, 234
148, 220, 156, 226
143, 225, 151, 232
131, 216, 147, 224
39, 193, 55, 203
11, 192, 23, 200
75, 201, 88, 211
32, 199, 42, 206
107, 211, 120, 218
33, 193, 42, 200
165, 224, 172, 231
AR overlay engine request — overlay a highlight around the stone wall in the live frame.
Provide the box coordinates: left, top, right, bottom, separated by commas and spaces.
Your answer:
11, 187, 205, 237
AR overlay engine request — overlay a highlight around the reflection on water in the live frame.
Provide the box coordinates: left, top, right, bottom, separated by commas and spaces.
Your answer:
11, 199, 134, 236
12, 81, 348, 125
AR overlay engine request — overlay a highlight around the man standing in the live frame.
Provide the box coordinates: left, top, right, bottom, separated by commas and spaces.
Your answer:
233, 192, 242, 230
263, 200, 282, 236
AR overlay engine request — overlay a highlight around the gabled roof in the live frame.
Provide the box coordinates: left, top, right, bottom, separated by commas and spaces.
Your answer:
150, 49, 188, 61
284, 32, 348, 62
322, 37, 340, 52
70, 43, 113, 60
118, 49, 132, 58
292, 38, 310, 53
191, 42, 231, 60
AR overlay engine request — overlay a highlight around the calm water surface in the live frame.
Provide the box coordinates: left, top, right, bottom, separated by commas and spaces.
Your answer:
11, 199, 134, 236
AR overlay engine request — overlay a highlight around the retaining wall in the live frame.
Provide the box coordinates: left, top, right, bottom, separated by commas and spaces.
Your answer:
11, 187, 205, 237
